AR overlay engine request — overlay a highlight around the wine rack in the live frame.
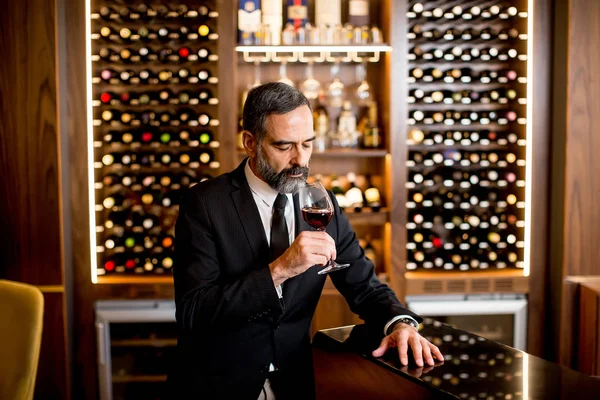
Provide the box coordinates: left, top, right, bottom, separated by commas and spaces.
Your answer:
89, 1, 221, 281
405, 0, 530, 274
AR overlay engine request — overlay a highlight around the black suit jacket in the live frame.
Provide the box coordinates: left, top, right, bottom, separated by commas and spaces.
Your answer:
167, 160, 421, 399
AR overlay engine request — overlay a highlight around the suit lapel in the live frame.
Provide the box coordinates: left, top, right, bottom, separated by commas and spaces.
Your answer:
230, 160, 270, 263
282, 194, 315, 308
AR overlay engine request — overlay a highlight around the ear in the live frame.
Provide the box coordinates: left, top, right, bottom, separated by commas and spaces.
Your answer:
242, 130, 259, 156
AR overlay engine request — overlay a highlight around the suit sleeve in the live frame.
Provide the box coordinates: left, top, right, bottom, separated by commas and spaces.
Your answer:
174, 188, 282, 332
328, 193, 422, 333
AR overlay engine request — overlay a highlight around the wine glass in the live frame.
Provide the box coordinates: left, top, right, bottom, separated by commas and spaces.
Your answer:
300, 60, 321, 100
355, 62, 372, 106
298, 182, 351, 274
326, 61, 344, 108
252, 60, 262, 88
278, 60, 295, 87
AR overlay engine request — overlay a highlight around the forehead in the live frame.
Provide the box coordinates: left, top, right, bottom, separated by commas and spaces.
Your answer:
264, 105, 313, 142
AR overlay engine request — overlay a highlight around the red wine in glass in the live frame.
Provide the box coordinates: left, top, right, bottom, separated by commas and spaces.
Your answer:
298, 182, 350, 274
301, 207, 333, 230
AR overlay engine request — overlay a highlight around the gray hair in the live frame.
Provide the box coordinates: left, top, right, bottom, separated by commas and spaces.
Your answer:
242, 82, 312, 142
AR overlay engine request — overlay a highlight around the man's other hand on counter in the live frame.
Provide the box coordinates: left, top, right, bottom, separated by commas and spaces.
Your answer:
371, 323, 444, 367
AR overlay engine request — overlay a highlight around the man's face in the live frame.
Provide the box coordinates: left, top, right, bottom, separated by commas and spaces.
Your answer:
245, 105, 314, 194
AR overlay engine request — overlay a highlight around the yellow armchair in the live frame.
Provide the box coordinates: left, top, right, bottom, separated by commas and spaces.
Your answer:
0, 280, 44, 400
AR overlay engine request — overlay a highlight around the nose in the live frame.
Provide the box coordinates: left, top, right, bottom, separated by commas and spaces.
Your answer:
291, 144, 310, 167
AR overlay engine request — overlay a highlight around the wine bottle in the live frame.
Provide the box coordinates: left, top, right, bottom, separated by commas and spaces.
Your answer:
364, 175, 382, 212
198, 149, 213, 165
238, 0, 262, 44
160, 190, 178, 207
348, 0, 369, 26
362, 102, 381, 149
363, 236, 377, 269
338, 101, 357, 144
261, 0, 283, 45
197, 69, 211, 83
98, 6, 113, 20
287, 0, 308, 30
330, 177, 348, 209
345, 173, 364, 212
198, 130, 213, 145
315, 0, 341, 28
313, 94, 329, 145
408, 2, 425, 18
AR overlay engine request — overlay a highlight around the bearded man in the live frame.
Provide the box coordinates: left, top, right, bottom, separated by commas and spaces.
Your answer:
168, 82, 442, 400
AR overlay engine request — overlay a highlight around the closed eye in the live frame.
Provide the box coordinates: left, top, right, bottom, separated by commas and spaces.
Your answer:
303, 137, 316, 148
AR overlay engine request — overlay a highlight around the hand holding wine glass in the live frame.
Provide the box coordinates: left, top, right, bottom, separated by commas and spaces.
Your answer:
268, 230, 337, 285
268, 182, 350, 285
299, 182, 351, 274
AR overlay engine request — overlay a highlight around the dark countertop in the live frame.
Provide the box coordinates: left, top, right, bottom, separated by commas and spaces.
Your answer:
312, 318, 600, 400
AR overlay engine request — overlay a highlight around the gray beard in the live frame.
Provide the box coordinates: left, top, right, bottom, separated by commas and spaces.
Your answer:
255, 146, 310, 194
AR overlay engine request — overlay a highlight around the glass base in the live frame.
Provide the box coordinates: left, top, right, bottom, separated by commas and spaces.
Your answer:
318, 261, 351, 275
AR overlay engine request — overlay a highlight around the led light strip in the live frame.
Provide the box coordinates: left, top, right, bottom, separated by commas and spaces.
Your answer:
86, 0, 98, 283
524, 0, 534, 277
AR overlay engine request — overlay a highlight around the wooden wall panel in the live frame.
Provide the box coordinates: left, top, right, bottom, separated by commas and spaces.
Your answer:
0, 0, 71, 398
61, 0, 97, 394
547, 0, 569, 364
216, 0, 238, 173
37, 292, 70, 399
0, 0, 63, 286
311, 287, 363, 337
563, 0, 600, 277
576, 284, 600, 375
526, 0, 553, 358
553, 0, 600, 365
560, 278, 600, 375
388, 0, 409, 301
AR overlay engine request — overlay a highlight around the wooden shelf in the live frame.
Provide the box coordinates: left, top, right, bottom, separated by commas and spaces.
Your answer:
407, 143, 511, 151
345, 209, 389, 226
235, 45, 393, 52
97, 275, 173, 285
98, 143, 220, 153
112, 374, 167, 383
404, 269, 528, 296
235, 45, 393, 63
409, 103, 521, 111
406, 269, 525, 279
236, 149, 388, 158
312, 149, 388, 158
111, 338, 177, 347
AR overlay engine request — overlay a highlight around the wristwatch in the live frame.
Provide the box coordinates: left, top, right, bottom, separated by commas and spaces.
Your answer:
389, 317, 419, 333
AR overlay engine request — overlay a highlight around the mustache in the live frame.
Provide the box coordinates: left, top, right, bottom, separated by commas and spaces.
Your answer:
281, 165, 309, 177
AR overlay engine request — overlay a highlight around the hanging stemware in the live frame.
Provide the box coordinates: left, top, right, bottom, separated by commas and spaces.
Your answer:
278, 60, 295, 87
300, 60, 321, 100
252, 59, 262, 88
355, 62, 373, 106
326, 60, 345, 108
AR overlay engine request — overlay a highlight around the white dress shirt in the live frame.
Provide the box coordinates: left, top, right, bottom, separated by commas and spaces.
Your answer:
245, 161, 294, 299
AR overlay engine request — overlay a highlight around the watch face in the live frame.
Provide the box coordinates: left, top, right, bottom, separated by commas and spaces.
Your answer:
401, 318, 418, 329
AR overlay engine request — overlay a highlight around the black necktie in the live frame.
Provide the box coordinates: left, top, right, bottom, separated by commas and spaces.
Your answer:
270, 194, 289, 261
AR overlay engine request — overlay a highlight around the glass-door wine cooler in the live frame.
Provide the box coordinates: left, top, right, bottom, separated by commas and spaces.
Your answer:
95, 300, 177, 400
406, 294, 528, 350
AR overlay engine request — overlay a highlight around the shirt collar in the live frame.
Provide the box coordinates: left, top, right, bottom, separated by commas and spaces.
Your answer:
245, 159, 293, 208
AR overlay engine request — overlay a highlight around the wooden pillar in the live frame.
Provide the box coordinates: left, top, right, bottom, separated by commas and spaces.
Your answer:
551, 0, 600, 362
0, 0, 70, 398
